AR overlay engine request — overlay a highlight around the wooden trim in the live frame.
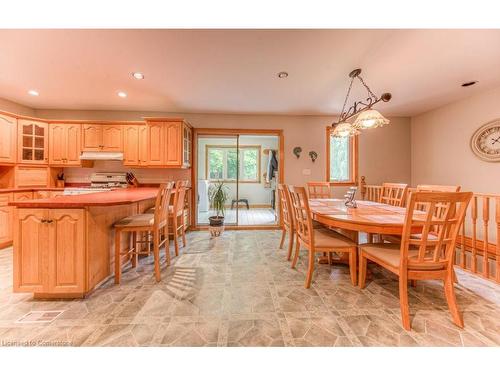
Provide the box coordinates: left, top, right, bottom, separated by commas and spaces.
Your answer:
325, 126, 358, 186
192, 127, 284, 230
457, 235, 497, 258
204, 144, 261, 183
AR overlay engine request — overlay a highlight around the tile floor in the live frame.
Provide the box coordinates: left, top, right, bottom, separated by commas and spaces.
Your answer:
0, 230, 499, 347
197, 208, 277, 226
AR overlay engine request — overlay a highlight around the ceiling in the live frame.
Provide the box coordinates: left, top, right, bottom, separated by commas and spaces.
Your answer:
1, 29, 500, 116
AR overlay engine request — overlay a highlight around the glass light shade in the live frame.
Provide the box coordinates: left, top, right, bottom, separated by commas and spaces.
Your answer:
353, 109, 390, 129
332, 122, 360, 138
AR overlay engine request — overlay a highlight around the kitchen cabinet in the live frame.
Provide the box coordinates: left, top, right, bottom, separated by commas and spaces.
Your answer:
123, 124, 148, 166
49, 123, 81, 166
82, 124, 123, 152
0, 114, 17, 164
15, 166, 50, 188
18, 119, 48, 164
0, 193, 13, 247
13, 208, 85, 294
145, 119, 192, 168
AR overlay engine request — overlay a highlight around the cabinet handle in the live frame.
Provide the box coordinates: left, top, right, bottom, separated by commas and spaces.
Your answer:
46, 219, 53, 224
41, 219, 47, 223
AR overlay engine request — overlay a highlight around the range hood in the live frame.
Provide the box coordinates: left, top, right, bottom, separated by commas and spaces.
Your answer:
79, 152, 124, 161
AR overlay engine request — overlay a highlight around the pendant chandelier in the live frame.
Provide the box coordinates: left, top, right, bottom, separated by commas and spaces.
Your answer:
332, 69, 392, 138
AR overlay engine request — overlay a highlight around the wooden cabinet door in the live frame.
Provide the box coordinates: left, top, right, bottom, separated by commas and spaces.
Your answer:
47, 209, 85, 294
0, 114, 17, 164
183, 125, 192, 168
123, 125, 139, 165
49, 123, 66, 165
165, 122, 182, 166
138, 125, 149, 166
0, 205, 13, 246
102, 125, 123, 151
148, 123, 165, 165
18, 120, 48, 164
13, 209, 49, 292
82, 124, 102, 151
65, 124, 81, 165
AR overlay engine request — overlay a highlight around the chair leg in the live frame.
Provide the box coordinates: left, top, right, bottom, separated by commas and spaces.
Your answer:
367, 233, 373, 243
279, 228, 286, 249
146, 231, 151, 256
399, 273, 411, 330
173, 216, 179, 257
327, 252, 333, 265
349, 248, 357, 286
153, 229, 161, 282
287, 229, 294, 261
114, 229, 121, 284
181, 220, 187, 248
164, 226, 171, 266
358, 252, 367, 289
305, 250, 315, 289
410, 280, 417, 287
131, 232, 138, 268
444, 273, 464, 328
291, 236, 301, 269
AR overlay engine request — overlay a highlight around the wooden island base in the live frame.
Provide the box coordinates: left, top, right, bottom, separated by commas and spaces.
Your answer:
10, 188, 158, 299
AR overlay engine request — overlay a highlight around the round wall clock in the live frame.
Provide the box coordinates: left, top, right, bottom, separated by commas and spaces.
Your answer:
470, 120, 500, 162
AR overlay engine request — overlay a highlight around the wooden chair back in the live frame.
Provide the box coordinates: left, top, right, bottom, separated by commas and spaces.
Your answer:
278, 184, 293, 230
307, 181, 332, 199
173, 180, 189, 216
400, 191, 472, 272
415, 185, 461, 218
381, 183, 408, 207
288, 186, 314, 248
153, 182, 175, 230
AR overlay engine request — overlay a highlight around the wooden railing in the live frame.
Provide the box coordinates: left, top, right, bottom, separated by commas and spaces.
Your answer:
358, 176, 500, 284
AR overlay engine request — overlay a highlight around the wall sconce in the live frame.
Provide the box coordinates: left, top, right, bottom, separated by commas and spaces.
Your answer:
293, 147, 302, 158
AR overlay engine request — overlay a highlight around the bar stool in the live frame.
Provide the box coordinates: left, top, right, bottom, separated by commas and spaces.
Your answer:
114, 182, 174, 283
146, 180, 188, 257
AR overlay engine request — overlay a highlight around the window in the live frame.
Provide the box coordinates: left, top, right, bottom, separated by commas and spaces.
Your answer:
326, 128, 358, 185
206, 145, 261, 183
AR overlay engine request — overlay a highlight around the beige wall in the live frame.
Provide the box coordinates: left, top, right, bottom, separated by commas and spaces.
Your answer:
411, 86, 500, 193
34, 109, 411, 197
0, 97, 35, 117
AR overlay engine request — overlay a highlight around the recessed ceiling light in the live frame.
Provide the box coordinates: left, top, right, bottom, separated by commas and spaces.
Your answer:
132, 72, 144, 80
461, 81, 478, 87
278, 72, 288, 79
117, 91, 127, 98
28, 90, 39, 96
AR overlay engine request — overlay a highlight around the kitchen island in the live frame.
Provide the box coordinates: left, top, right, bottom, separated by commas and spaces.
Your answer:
9, 187, 159, 299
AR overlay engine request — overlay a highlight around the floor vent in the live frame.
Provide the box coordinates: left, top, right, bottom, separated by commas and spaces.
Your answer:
16, 310, 65, 324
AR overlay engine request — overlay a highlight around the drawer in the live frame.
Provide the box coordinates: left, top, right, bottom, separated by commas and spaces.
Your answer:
13, 191, 34, 201
15, 166, 49, 187
0, 193, 13, 206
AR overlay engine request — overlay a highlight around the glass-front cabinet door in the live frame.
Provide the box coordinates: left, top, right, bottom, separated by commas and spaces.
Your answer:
18, 119, 49, 164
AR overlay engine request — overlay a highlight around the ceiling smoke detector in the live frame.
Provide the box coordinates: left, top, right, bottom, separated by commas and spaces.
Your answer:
461, 81, 478, 87
277, 72, 288, 79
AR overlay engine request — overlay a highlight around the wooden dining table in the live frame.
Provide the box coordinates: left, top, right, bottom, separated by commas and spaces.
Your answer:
309, 198, 423, 245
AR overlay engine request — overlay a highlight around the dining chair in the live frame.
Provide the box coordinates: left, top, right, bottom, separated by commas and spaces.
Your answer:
287, 185, 358, 288
380, 183, 408, 207
114, 182, 174, 283
307, 181, 332, 199
358, 191, 472, 330
277, 184, 295, 260
147, 180, 189, 257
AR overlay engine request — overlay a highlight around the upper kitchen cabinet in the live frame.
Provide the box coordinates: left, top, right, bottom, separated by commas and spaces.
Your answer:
123, 124, 148, 166
82, 124, 123, 152
0, 113, 17, 164
49, 123, 81, 166
145, 119, 192, 168
18, 119, 49, 164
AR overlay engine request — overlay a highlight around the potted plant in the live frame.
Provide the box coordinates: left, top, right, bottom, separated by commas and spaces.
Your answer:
208, 181, 229, 228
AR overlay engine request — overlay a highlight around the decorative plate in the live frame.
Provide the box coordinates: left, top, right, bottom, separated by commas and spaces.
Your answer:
470, 120, 500, 162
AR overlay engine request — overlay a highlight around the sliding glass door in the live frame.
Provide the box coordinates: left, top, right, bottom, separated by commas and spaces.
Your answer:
195, 132, 280, 227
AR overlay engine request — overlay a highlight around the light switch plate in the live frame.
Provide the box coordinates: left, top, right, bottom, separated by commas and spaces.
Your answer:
302, 169, 311, 176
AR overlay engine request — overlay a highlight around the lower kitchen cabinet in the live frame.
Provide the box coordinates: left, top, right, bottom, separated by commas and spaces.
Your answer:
0, 204, 13, 247
13, 208, 86, 295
